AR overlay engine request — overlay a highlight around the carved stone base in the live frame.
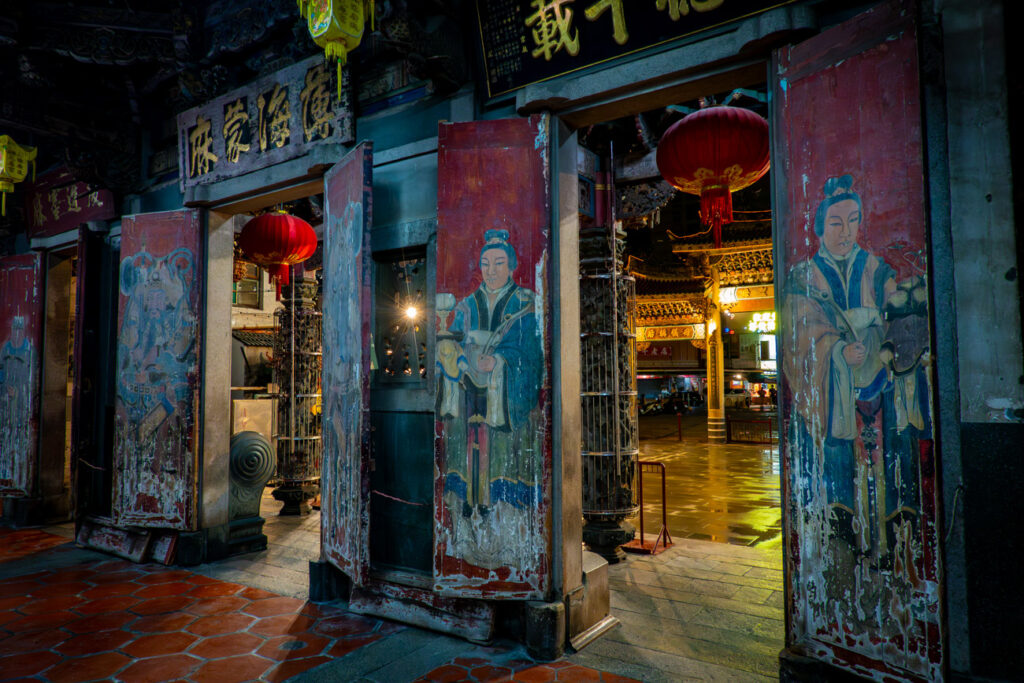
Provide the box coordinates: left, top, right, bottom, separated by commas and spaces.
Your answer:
272, 483, 318, 515
582, 519, 635, 564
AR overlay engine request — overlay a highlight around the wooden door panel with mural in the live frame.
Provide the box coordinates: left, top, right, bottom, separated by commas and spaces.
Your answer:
0, 253, 44, 498
113, 210, 202, 529
321, 142, 374, 586
774, 1, 943, 679
433, 116, 552, 599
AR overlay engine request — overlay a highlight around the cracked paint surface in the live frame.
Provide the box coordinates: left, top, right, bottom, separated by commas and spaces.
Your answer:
776, 5, 943, 680
113, 210, 201, 529
0, 253, 43, 498
434, 116, 552, 598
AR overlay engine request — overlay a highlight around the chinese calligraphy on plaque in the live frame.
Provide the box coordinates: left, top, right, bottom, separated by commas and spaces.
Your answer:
477, 0, 791, 97
177, 56, 354, 191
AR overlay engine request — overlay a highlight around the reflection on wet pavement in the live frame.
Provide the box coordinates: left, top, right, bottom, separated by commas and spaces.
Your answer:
628, 412, 782, 548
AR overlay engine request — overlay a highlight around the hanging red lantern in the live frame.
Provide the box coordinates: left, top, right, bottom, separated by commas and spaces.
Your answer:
656, 105, 770, 248
237, 210, 317, 299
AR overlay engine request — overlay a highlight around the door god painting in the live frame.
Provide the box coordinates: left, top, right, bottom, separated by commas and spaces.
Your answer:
437, 229, 543, 570
782, 174, 938, 672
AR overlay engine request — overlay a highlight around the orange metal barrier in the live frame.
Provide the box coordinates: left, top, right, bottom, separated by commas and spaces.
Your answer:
622, 460, 673, 555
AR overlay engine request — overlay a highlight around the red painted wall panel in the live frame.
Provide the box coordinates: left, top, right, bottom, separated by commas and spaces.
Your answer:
434, 116, 552, 599
321, 143, 374, 585
0, 253, 44, 497
775, 2, 943, 679
113, 210, 202, 529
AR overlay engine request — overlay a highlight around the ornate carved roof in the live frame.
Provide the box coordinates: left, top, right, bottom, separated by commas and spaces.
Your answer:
636, 294, 708, 326
717, 247, 774, 286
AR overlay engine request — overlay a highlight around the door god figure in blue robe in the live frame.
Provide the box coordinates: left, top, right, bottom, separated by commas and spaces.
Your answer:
437, 229, 543, 569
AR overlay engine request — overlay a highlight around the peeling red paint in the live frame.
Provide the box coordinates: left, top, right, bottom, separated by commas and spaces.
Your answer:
0, 253, 44, 498
433, 116, 552, 600
776, 2, 944, 680
113, 210, 202, 530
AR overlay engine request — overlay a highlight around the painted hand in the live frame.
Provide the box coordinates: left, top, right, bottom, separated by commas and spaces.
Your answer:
477, 354, 496, 372
842, 342, 867, 367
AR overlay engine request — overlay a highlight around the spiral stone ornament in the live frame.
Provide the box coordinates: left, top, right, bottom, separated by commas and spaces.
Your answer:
230, 431, 275, 487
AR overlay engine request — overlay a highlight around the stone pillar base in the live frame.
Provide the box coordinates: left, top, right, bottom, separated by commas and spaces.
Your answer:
582, 519, 635, 564
272, 482, 318, 515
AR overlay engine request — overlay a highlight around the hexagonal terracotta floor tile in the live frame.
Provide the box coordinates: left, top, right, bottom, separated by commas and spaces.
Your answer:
248, 613, 315, 637
133, 581, 196, 599
0, 594, 31, 611
76, 594, 141, 615
191, 654, 275, 683
80, 582, 140, 600
87, 570, 144, 585
187, 613, 256, 637
256, 633, 330, 661
239, 586, 276, 600
188, 581, 244, 598
122, 631, 200, 658
131, 595, 196, 615
4, 609, 79, 632
45, 651, 132, 683
116, 653, 203, 683
188, 632, 264, 659
511, 666, 558, 683
0, 629, 68, 657
39, 580, 91, 596
185, 595, 251, 616
130, 611, 197, 633
242, 596, 306, 618
134, 569, 195, 584
0, 649, 63, 677
325, 634, 380, 659
56, 629, 135, 657
17, 594, 84, 615
64, 611, 137, 634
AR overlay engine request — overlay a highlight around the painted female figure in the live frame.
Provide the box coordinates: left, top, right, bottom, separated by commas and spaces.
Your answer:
784, 175, 927, 565
437, 229, 543, 568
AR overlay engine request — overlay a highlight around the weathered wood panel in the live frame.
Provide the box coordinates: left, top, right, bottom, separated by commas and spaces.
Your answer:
434, 116, 552, 599
321, 143, 373, 586
0, 253, 44, 497
113, 210, 202, 529
774, 1, 943, 679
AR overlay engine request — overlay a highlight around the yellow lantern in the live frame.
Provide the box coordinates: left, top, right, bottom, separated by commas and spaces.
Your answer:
297, 0, 374, 98
0, 135, 37, 217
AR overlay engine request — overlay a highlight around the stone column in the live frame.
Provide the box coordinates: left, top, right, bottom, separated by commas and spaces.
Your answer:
706, 267, 726, 443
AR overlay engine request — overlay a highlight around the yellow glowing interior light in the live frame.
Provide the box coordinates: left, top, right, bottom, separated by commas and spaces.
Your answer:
405, 306, 418, 320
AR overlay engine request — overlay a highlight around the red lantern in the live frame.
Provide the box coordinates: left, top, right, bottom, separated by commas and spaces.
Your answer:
656, 105, 770, 248
237, 211, 317, 299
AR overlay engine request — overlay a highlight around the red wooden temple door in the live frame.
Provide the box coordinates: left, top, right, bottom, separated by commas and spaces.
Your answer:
433, 116, 553, 599
0, 253, 44, 498
320, 142, 374, 586
112, 209, 202, 529
774, 1, 943, 678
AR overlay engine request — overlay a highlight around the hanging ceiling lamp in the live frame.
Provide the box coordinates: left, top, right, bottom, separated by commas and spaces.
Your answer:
656, 105, 770, 248
237, 210, 317, 299
297, 0, 374, 99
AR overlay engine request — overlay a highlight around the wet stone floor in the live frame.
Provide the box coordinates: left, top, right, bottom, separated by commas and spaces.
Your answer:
0, 409, 784, 682
628, 412, 782, 548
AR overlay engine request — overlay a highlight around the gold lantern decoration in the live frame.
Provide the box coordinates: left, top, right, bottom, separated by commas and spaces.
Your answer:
297, 0, 374, 98
0, 135, 37, 216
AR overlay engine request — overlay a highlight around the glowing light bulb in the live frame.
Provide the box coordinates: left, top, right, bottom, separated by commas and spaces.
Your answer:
405, 306, 418, 320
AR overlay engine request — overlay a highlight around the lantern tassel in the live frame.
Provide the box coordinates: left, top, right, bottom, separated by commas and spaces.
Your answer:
700, 185, 733, 249
273, 263, 291, 300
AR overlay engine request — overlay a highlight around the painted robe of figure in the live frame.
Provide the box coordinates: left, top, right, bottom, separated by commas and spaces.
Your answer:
0, 317, 35, 479
784, 175, 929, 574
437, 229, 543, 569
